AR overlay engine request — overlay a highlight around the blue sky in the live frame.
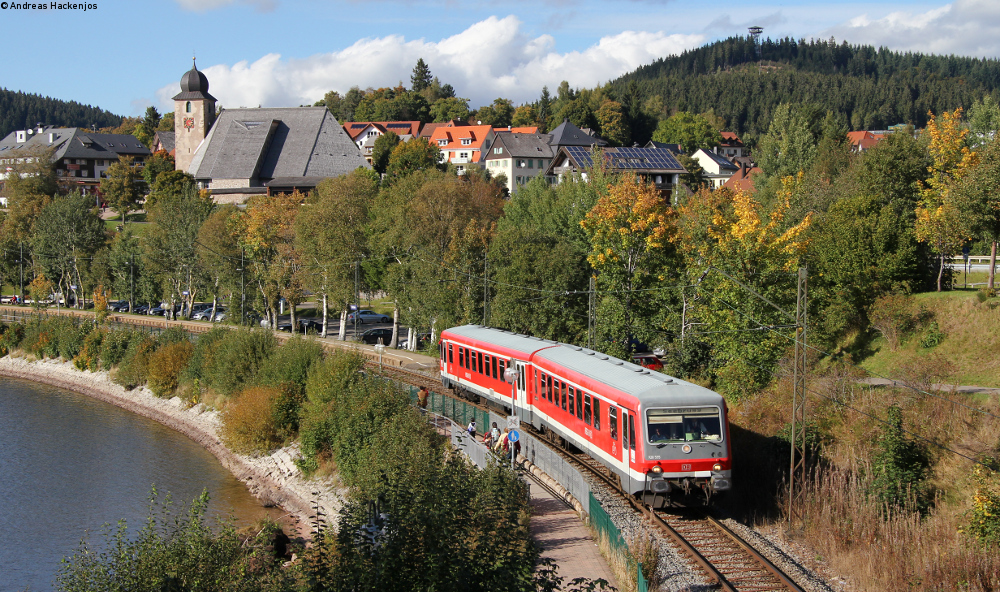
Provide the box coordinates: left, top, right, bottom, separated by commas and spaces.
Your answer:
1, 0, 997, 118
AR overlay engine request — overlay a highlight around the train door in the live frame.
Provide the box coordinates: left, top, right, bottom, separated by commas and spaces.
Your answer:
514, 361, 528, 421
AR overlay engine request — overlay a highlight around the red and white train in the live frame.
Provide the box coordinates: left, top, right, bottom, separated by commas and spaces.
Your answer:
439, 325, 732, 502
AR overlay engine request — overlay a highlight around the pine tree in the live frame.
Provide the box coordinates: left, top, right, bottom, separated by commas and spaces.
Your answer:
411, 59, 432, 92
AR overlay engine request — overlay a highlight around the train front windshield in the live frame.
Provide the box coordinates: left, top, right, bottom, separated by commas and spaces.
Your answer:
646, 407, 722, 443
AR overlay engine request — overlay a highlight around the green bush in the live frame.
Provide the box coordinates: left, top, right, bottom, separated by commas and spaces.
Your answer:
180, 326, 229, 383
0, 322, 24, 356
74, 327, 104, 371
298, 353, 367, 472
99, 328, 142, 367
56, 317, 92, 361
57, 490, 296, 591
255, 336, 324, 395
147, 341, 194, 397
965, 458, 1000, 548
868, 405, 933, 514
113, 333, 158, 390
200, 329, 275, 396
920, 321, 945, 348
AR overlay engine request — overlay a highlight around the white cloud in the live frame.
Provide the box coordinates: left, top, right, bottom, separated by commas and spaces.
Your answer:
824, 0, 1000, 56
156, 15, 703, 112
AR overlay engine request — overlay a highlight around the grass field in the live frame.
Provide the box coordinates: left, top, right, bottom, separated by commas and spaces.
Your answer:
860, 289, 1000, 388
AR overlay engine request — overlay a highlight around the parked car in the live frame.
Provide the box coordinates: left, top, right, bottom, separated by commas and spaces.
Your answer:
358, 328, 394, 345
212, 310, 228, 322
192, 307, 220, 321
631, 352, 664, 372
397, 332, 432, 350
133, 304, 150, 315
345, 310, 391, 324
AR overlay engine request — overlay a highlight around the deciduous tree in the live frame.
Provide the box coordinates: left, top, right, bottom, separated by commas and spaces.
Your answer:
371, 131, 400, 175
915, 108, 979, 291
651, 111, 722, 153
100, 155, 142, 224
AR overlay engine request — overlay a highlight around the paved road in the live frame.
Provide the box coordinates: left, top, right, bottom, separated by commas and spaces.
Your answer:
858, 377, 1000, 395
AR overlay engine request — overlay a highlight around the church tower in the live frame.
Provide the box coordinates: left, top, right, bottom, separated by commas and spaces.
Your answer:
173, 58, 216, 173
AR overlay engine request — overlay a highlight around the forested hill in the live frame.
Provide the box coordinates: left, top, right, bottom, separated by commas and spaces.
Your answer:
0, 89, 122, 139
608, 36, 1000, 135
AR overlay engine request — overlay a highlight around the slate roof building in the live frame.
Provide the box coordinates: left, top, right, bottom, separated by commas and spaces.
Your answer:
690, 148, 739, 189
548, 119, 607, 150
188, 106, 369, 202
544, 145, 686, 197
482, 132, 555, 193
0, 124, 150, 196
152, 131, 175, 156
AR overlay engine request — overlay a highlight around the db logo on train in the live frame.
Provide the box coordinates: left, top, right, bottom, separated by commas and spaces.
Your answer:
681, 464, 692, 471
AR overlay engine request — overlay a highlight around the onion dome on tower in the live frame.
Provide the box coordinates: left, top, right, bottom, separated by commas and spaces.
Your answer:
172, 58, 217, 101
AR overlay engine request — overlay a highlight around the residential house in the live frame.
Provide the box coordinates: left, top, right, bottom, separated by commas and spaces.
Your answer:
428, 122, 493, 174
545, 145, 686, 196
343, 121, 422, 163
483, 132, 554, 193
0, 124, 150, 197
721, 163, 763, 192
419, 119, 469, 141
645, 140, 683, 154
718, 132, 746, 159
846, 130, 887, 153
152, 131, 175, 156
691, 148, 739, 189
548, 119, 606, 151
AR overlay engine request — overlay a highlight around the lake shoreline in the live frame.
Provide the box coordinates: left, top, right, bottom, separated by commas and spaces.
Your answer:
0, 355, 342, 539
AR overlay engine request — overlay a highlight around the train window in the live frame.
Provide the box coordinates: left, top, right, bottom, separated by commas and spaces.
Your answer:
584, 394, 592, 425
628, 414, 636, 451
568, 387, 575, 418
593, 399, 601, 430
609, 407, 617, 440
518, 366, 525, 390
492, 356, 499, 380
459, 347, 465, 368
559, 381, 567, 410
484, 354, 491, 378
448, 344, 454, 364
646, 408, 722, 443
478, 352, 484, 374
471, 351, 478, 373
576, 389, 583, 420
498, 359, 506, 382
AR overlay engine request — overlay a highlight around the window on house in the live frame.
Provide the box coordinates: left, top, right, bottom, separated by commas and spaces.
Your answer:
528, 160, 534, 169
186, 101, 192, 113
494, 147, 503, 154
460, 152, 469, 159
438, 139, 447, 146
462, 138, 471, 146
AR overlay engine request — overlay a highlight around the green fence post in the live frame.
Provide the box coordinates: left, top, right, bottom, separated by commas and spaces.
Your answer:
637, 562, 648, 592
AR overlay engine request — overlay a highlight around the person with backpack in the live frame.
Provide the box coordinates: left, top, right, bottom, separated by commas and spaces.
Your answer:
466, 419, 477, 439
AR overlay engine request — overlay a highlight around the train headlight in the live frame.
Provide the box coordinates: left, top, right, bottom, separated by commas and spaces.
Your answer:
681, 444, 692, 454
650, 465, 663, 475
713, 463, 723, 472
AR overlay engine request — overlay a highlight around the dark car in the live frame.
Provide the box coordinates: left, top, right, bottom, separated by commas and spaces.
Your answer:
345, 309, 391, 324
359, 328, 394, 345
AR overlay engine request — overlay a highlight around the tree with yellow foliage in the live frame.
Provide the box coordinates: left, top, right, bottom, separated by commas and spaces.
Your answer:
915, 108, 979, 291
580, 175, 676, 358
674, 177, 811, 400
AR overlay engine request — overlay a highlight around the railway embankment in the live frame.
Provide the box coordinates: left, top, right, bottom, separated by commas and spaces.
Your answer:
0, 354, 344, 537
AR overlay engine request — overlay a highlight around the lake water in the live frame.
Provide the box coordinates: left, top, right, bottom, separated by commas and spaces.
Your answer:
0, 377, 285, 592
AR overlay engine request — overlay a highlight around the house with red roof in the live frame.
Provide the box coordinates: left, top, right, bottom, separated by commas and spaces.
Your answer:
343, 121, 422, 163
721, 163, 762, 193
718, 132, 745, 159
428, 122, 494, 173
846, 130, 886, 153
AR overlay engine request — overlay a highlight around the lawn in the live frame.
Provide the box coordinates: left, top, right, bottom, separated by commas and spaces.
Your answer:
860, 289, 1000, 388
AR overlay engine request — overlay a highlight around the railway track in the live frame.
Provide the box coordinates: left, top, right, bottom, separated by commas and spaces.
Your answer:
525, 424, 805, 592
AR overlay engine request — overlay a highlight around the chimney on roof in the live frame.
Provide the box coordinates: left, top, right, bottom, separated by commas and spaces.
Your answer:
633, 142, 639, 148
48, 133, 55, 144
36, 123, 43, 134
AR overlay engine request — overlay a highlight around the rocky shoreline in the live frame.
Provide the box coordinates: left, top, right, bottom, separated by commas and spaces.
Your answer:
0, 355, 343, 538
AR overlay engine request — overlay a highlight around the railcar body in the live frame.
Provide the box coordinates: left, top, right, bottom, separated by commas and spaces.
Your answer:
439, 325, 732, 502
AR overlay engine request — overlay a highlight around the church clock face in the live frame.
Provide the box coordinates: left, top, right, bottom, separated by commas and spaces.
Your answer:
183, 117, 195, 130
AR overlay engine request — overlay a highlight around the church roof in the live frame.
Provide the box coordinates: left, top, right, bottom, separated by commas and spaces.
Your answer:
173, 60, 217, 101
188, 107, 369, 183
